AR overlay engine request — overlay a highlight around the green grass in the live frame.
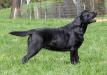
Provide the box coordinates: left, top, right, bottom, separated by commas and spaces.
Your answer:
0, 9, 107, 75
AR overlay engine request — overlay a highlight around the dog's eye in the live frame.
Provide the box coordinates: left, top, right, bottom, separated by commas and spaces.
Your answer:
87, 14, 90, 17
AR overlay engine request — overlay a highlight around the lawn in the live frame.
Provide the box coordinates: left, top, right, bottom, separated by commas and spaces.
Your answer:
0, 9, 107, 75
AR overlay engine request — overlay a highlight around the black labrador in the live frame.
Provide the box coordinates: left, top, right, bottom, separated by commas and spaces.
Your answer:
10, 10, 97, 64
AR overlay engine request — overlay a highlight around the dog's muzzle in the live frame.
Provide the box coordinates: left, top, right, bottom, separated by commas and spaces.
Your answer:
91, 12, 97, 23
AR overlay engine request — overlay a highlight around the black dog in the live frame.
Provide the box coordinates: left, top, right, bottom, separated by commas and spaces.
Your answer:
10, 10, 97, 64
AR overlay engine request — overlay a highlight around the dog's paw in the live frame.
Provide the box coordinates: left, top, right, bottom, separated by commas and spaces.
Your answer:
71, 57, 79, 64
71, 60, 79, 64
22, 56, 28, 64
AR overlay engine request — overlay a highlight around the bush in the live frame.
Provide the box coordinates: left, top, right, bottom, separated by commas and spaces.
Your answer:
0, 0, 11, 9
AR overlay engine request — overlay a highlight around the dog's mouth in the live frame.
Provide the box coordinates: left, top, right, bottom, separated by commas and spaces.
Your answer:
90, 19, 96, 23
90, 12, 97, 23
90, 15, 97, 23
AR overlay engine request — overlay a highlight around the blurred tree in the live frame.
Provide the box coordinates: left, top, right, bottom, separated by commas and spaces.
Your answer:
82, 0, 105, 15
30, 0, 63, 2
10, 0, 21, 19
95, 0, 105, 15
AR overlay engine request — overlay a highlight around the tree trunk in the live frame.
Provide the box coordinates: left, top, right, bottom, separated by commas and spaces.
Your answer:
10, 0, 21, 19
26, 0, 31, 5
82, 0, 92, 10
76, 0, 82, 15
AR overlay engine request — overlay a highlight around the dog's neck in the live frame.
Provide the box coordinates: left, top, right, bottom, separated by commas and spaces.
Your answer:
63, 17, 89, 34
80, 23, 88, 34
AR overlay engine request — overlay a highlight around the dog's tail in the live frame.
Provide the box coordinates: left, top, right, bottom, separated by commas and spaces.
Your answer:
9, 31, 30, 37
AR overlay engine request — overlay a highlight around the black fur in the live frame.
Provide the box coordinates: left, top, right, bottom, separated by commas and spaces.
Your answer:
10, 10, 97, 64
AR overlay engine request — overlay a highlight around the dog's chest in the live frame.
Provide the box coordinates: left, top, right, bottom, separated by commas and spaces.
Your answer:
66, 31, 84, 47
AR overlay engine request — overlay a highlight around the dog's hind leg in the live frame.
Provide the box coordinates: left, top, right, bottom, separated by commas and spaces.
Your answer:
22, 35, 43, 64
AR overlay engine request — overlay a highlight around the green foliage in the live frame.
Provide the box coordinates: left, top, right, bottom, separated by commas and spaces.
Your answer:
0, 0, 11, 9
22, 1, 54, 10
0, 8, 10, 19
31, 0, 63, 3
105, 0, 107, 7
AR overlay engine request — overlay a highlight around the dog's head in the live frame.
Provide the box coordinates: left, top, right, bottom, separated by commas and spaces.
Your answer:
80, 10, 97, 24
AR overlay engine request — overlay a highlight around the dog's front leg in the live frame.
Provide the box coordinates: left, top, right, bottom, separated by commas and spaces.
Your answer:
70, 47, 79, 64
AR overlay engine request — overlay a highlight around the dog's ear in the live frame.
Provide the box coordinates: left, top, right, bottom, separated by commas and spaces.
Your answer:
81, 10, 90, 14
79, 10, 90, 19
74, 10, 90, 26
